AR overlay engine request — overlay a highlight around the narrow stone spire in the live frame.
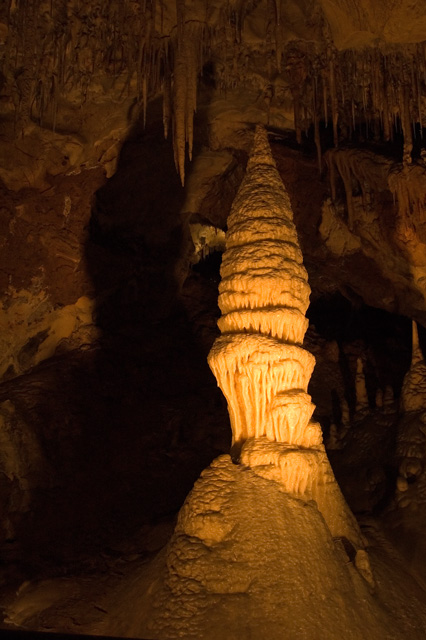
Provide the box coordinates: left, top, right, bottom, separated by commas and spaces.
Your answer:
401, 320, 426, 412
208, 125, 364, 549
355, 357, 369, 413
411, 320, 423, 367
375, 388, 383, 408
208, 124, 320, 449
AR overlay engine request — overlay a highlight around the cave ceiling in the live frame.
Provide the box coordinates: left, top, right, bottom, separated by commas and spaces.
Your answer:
1, 0, 426, 322
3, 4, 426, 626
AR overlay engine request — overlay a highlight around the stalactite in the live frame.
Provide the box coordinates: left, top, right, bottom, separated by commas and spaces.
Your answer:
4, 2, 426, 191
399, 83, 413, 164
142, 71, 148, 127
383, 75, 391, 141
167, 0, 204, 184
325, 148, 391, 228
293, 92, 302, 144
162, 58, 171, 140
313, 74, 322, 172
172, 37, 186, 184
274, 0, 282, 72
137, 36, 145, 107
171, 22, 200, 185
14, 0, 38, 132
388, 163, 426, 223
327, 152, 337, 202
185, 34, 197, 162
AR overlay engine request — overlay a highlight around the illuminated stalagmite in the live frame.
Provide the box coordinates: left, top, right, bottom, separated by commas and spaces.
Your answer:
208, 125, 315, 448
209, 125, 363, 547
128, 127, 426, 640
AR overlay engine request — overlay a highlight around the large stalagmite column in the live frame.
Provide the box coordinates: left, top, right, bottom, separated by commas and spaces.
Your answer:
208, 125, 318, 449
145, 127, 375, 640
401, 320, 426, 413
208, 125, 363, 547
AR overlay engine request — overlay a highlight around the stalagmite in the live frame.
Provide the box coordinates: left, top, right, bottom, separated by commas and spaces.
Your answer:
327, 423, 342, 450
355, 357, 369, 414
208, 125, 364, 547
140, 126, 411, 640
162, 63, 171, 139
375, 388, 384, 409
396, 322, 426, 496
401, 321, 426, 412
410, 320, 423, 367
341, 396, 351, 428
208, 125, 316, 447
383, 385, 395, 411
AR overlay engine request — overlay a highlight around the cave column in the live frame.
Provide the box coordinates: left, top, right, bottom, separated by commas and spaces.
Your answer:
208, 125, 364, 549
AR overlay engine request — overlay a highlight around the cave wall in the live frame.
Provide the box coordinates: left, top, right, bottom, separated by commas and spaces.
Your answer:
1, 0, 426, 587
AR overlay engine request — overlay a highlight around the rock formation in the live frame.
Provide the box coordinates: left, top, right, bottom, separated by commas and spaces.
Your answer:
208, 124, 363, 548
3, 3, 426, 638
208, 125, 315, 448
355, 357, 369, 414
138, 125, 384, 640
401, 321, 426, 413
145, 455, 388, 640
396, 321, 426, 488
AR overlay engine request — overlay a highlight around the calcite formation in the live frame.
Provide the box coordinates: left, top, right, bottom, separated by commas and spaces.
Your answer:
355, 357, 369, 414
208, 124, 363, 548
401, 321, 426, 413
396, 321, 426, 487
208, 125, 318, 449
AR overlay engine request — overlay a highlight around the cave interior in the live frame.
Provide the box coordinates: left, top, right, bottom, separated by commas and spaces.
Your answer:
2, 1, 426, 638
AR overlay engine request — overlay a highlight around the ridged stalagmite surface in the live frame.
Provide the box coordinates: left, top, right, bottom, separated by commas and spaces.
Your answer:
401, 321, 426, 412
208, 125, 363, 548
208, 125, 318, 448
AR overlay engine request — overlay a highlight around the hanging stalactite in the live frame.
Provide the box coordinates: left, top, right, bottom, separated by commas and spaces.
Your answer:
2, 1, 426, 187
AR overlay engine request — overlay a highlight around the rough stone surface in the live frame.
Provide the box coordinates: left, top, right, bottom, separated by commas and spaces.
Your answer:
144, 455, 424, 640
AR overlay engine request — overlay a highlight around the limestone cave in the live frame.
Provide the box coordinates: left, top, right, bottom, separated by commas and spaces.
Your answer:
1, 1, 426, 638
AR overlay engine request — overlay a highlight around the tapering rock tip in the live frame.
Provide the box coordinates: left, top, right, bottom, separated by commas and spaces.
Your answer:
247, 124, 277, 169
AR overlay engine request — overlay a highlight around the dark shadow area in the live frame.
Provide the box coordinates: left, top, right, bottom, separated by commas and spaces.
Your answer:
0, 631, 147, 640
308, 292, 412, 398
1, 103, 423, 598
0, 102, 230, 582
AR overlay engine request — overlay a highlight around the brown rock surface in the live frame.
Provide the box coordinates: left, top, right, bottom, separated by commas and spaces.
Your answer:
1, 1, 426, 638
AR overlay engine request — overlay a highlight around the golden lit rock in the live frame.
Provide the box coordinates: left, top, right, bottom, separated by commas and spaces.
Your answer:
208, 125, 315, 448
208, 124, 363, 548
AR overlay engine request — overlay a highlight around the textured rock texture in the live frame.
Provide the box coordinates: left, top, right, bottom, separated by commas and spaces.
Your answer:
208, 125, 362, 547
144, 455, 424, 640
2, 2, 426, 638
208, 126, 316, 447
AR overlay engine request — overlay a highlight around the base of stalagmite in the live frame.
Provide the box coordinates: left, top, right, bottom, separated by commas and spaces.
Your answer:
141, 452, 398, 640
239, 437, 365, 550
